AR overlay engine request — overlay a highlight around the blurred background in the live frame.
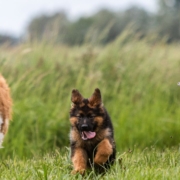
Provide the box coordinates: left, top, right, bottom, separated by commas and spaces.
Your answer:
0, 0, 180, 158
1, 0, 180, 45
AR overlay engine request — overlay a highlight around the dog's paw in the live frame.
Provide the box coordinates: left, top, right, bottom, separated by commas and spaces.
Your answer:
94, 154, 108, 165
71, 169, 86, 175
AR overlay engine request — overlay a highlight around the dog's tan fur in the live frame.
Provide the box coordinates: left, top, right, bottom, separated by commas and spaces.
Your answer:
0, 74, 12, 147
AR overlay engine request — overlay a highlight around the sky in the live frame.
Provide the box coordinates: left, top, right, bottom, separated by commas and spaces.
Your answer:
0, 0, 157, 37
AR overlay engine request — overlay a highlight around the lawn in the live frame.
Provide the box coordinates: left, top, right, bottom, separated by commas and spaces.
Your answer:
1, 148, 180, 179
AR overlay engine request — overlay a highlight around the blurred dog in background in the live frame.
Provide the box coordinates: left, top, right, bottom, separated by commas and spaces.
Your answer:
0, 74, 12, 148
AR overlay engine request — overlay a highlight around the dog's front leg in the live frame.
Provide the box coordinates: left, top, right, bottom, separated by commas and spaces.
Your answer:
94, 138, 113, 165
71, 147, 87, 174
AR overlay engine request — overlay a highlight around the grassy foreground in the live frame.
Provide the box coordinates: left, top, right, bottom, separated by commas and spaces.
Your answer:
0, 33, 180, 178
1, 148, 180, 179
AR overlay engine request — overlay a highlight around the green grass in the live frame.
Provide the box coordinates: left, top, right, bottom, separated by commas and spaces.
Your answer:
0, 33, 180, 178
1, 148, 180, 179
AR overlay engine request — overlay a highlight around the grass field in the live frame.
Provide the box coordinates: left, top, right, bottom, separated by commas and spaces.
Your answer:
1, 148, 180, 179
0, 33, 180, 178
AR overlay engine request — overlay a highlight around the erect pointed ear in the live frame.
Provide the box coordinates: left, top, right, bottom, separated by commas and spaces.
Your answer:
71, 89, 84, 104
89, 88, 102, 106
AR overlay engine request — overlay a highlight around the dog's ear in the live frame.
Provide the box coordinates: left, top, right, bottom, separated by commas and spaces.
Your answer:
71, 89, 84, 105
89, 88, 102, 106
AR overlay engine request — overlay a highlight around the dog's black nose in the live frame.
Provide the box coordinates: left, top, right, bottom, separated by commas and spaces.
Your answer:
81, 124, 88, 131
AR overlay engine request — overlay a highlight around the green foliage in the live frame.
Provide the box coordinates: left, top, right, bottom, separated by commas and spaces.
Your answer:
0, 35, 18, 45
25, 2, 180, 45
63, 17, 94, 45
85, 9, 122, 44
27, 12, 69, 43
0, 34, 180, 159
158, 0, 180, 12
26, 8, 152, 45
2, 2, 180, 45
156, 0, 180, 42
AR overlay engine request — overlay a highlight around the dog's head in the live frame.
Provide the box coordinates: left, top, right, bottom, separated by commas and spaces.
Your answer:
70, 88, 105, 140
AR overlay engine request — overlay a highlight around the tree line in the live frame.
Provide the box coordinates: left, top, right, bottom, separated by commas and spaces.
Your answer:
1, 0, 180, 45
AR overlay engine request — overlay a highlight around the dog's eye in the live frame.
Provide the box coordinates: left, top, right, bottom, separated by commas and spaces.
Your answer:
88, 115, 96, 119
76, 114, 84, 118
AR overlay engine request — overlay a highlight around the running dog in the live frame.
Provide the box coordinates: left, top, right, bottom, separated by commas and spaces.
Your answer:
69, 88, 116, 174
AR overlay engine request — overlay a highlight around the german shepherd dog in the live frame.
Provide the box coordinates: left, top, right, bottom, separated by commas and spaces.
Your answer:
69, 88, 116, 174
0, 74, 12, 148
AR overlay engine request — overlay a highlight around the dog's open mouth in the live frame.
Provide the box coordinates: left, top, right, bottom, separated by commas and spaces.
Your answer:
81, 131, 96, 140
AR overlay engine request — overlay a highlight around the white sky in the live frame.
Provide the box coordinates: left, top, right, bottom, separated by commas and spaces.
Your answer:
0, 0, 157, 37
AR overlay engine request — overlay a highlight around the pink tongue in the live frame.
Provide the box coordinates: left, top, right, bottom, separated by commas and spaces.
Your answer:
82, 131, 96, 140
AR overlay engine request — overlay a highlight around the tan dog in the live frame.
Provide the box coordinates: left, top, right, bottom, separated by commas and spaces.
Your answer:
0, 74, 12, 148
